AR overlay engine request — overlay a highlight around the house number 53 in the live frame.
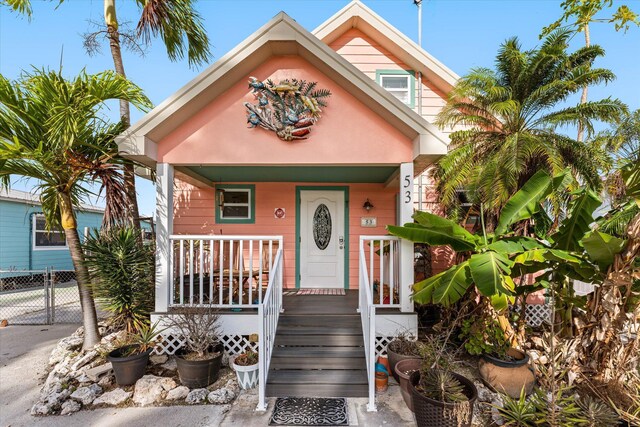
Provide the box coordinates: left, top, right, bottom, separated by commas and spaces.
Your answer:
403, 175, 412, 204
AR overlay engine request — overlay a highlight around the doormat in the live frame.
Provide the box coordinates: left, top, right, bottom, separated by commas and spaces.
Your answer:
269, 397, 348, 426
283, 289, 346, 296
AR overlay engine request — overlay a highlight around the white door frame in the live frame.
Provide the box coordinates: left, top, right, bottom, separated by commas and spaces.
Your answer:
296, 186, 349, 289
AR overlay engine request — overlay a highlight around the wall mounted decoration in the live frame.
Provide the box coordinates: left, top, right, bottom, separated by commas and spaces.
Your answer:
244, 77, 331, 141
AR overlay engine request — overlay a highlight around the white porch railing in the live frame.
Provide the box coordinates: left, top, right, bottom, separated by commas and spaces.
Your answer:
359, 238, 377, 412
359, 236, 400, 308
257, 247, 283, 411
169, 235, 283, 308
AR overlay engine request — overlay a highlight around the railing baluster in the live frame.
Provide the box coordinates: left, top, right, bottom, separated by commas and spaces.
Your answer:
379, 240, 384, 305
389, 240, 394, 305
248, 240, 253, 305
229, 239, 234, 305
199, 240, 204, 305
258, 240, 263, 303
239, 240, 244, 306
369, 240, 374, 297
219, 240, 224, 305
170, 241, 175, 306
209, 240, 214, 305
179, 240, 184, 305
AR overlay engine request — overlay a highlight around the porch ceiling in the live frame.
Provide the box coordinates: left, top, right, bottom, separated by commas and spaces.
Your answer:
186, 165, 397, 183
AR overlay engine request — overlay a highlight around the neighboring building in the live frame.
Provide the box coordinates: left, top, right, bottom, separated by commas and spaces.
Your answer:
0, 188, 104, 271
116, 1, 458, 410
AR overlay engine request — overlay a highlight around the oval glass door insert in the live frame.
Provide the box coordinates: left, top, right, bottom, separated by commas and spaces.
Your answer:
313, 204, 332, 250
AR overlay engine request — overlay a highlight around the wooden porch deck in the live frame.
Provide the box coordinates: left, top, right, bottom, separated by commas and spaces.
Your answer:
282, 290, 358, 314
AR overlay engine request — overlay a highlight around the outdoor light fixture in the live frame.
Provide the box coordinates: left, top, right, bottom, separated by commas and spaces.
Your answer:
363, 199, 374, 211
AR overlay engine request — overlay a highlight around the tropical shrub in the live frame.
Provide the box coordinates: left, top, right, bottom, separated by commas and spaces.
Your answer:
84, 227, 154, 333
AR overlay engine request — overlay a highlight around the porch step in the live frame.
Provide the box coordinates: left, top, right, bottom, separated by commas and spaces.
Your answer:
267, 312, 367, 398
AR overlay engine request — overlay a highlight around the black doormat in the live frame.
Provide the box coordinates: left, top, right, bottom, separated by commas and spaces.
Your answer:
269, 397, 349, 426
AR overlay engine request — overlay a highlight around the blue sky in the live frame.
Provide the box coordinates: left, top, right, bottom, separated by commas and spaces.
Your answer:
1, 0, 639, 217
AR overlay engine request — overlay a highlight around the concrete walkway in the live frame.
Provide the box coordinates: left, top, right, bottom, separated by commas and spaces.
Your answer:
0, 324, 416, 427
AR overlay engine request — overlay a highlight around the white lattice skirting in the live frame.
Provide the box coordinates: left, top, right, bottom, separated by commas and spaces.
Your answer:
524, 303, 552, 328
154, 332, 258, 356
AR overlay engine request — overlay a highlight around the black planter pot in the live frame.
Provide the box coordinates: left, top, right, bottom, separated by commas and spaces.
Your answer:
409, 370, 477, 427
482, 348, 529, 367
107, 345, 152, 386
175, 343, 224, 388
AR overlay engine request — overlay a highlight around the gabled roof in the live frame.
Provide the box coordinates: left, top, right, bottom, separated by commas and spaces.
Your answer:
116, 10, 448, 176
313, 0, 459, 94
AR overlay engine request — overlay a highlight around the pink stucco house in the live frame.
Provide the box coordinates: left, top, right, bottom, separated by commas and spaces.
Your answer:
117, 1, 458, 410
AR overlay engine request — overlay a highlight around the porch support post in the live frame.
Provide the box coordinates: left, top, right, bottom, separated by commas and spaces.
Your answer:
156, 163, 174, 313
399, 162, 414, 313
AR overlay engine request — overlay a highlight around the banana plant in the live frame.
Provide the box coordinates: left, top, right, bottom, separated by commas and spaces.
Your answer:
387, 170, 626, 313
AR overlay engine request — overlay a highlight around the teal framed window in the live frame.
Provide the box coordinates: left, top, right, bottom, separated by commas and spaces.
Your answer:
215, 184, 255, 224
376, 69, 415, 108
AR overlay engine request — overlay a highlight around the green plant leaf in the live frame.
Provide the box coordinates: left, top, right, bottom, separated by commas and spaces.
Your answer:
581, 230, 626, 269
495, 170, 553, 235
551, 188, 602, 252
387, 221, 477, 252
486, 236, 545, 254
411, 261, 473, 306
413, 211, 480, 243
468, 251, 513, 297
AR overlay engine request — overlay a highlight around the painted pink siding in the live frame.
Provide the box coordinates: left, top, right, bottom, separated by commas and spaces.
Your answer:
329, 28, 449, 130
174, 179, 397, 289
158, 55, 413, 166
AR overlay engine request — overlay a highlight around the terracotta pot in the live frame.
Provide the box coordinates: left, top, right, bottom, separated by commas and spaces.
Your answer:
395, 358, 421, 412
479, 348, 536, 398
107, 345, 152, 386
377, 355, 390, 376
409, 370, 477, 427
175, 343, 224, 388
375, 371, 388, 392
387, 341, 421, 383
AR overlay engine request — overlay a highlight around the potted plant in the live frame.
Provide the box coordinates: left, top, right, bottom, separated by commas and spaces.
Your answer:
410, 368, 477, 427
460, 315, 535, 398
168, 307, 224, 388
386, 332, 421, 383
107, 323, 162, 386
232, 350, 259, 389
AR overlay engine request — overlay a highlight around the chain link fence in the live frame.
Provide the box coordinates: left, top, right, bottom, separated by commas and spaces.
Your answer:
0, 269, 84, 325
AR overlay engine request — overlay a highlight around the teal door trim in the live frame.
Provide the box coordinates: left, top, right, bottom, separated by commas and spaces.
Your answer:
295, 186, 349, 290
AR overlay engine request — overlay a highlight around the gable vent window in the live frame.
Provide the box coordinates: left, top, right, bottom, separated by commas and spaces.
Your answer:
33, 214, 67, 250
377, 70, 415, 108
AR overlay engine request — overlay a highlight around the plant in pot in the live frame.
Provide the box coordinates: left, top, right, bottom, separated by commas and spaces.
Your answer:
107, 322, 162, 386
460, 312, 535, 398
168, 306, 224, 388
232, 350, 259, 390
386, 332, 421, 383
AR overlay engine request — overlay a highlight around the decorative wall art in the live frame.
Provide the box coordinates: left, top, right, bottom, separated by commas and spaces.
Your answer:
244, 77, 331, 141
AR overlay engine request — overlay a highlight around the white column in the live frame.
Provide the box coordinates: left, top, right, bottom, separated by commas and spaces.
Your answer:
399, 162, 414, 313
155, 163, 174, 313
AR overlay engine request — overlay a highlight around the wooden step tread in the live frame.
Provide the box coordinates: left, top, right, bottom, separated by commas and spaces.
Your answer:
271, 346, 365, 358
266, 383, 368, 398
267, 369, 367, 385
274, 334, 364, 347
276, 326, 362, 335
270, 356, 365, 370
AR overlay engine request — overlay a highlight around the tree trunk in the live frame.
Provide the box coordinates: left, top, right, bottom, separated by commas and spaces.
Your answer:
105, 0, 140, 231
59, 192, 101, 349
576, 24, 591, 143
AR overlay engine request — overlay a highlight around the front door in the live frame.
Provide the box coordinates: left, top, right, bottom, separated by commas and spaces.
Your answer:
299, 190, 345, 289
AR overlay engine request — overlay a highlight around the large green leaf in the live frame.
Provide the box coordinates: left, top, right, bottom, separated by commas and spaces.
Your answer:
412, 261, 473, 305
413, 211, 479, 242
495, 170, 552, 235
468, 251, 513, 297
622, 162, 640, 206
387, 221, 477, 252
551, 188, 601, 252
486, 236, 544, 254
581, 231, 626, 269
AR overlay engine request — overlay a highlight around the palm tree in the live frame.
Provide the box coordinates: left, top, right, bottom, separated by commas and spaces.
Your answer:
0, 69, 151, 349
434, 30, 627, 227
3, 0, 211, 230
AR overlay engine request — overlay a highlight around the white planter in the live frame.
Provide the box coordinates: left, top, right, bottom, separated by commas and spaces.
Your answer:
232, 361, 259, 390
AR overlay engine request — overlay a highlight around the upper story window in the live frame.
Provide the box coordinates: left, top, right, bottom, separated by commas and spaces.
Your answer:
376, 70, 415, 108
33, 214, 67, 250
215, 185, 256, 224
